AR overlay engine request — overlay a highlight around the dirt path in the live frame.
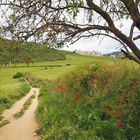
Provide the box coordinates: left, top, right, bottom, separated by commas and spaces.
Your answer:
0, 88, 40, 140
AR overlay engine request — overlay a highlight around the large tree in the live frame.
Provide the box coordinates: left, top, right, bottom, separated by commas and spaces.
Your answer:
0, 0, 140, 63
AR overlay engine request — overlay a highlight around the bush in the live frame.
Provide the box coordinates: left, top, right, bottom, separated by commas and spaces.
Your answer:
13, 72, 23, 79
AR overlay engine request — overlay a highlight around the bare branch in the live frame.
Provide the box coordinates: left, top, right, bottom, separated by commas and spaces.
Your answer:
133, 35, 140, 40
129, 22, 135, 39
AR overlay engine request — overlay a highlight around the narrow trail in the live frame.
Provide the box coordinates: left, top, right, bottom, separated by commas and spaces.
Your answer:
0, 88, 40, 140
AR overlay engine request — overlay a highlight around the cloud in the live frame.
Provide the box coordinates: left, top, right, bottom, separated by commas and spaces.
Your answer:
62, 37, 120, 54
62, 19, 140, 54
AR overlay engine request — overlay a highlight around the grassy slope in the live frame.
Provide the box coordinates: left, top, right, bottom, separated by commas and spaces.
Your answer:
0, 38, 66, 64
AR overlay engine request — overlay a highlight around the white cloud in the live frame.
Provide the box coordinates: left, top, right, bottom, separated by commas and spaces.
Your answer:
62, 37, 120, 54
62, 19, 140, 54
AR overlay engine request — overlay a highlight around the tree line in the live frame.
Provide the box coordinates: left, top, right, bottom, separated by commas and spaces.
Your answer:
0, 38, 66, 66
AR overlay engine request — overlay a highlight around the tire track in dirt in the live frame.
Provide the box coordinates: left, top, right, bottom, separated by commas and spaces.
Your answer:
0, 88, 40, 140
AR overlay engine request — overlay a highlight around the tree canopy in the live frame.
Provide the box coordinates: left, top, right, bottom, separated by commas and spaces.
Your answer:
0, 0, 140, 63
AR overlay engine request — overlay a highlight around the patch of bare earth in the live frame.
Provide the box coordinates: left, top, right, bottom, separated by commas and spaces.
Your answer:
0, 88, 40, 140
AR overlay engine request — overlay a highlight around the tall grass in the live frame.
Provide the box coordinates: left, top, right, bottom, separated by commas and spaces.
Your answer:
36, 60, 140, 140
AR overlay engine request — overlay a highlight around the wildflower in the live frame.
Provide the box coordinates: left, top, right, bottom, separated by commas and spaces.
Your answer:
128, 86, 136, 90
54, 85, 67, 92
113, 110, 121, 116
120, 98, 126, 102
117, 111, 121, 116
103, 107, 110, 112
91, 76, 97, 80
130, 81, 137, 85
117, 122, 123, 126
128, 92, 132, 95
88, 76, 97, 88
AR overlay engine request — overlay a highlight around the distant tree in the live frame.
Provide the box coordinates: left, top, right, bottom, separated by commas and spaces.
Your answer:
1, 0, 140, 63
0, 38, 19, 65
19, 43, 33, 66
0, 52, 10, 66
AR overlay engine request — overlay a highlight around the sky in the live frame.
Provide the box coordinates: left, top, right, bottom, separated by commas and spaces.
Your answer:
62, 37, 122, 54
59, 2, 140, 54
61, 19, 140, 54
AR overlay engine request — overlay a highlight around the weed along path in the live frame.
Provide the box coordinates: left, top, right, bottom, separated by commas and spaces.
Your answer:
0, 88, 40, 140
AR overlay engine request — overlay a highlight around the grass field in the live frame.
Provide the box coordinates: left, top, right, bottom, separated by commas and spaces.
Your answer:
0, 54, 107, 83
0, 54, 101, 113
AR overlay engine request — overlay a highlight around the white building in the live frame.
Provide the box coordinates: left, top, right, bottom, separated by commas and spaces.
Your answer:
75, 50, 102, 56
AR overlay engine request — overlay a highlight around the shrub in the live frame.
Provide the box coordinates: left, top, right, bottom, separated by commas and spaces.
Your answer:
13, 72, 23, 79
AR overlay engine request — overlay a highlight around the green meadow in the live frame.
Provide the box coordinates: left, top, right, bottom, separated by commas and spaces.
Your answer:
0, 53, 99, 113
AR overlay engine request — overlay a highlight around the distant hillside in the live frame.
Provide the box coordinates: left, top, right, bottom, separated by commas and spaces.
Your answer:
103, 51, 124, 57
0, 38, 66, 65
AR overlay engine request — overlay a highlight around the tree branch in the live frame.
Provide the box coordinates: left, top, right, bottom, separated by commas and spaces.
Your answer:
121, 0, 140, 31
86, 0, 115, 27
129, 22, 135, 39
133, 35, 140, 40
121, 49, 140, 64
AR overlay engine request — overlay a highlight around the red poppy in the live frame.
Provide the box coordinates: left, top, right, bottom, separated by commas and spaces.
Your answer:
103, 107, 110, 112
128, 86, 136, 90
90, 76, 97, 81
113, 110, 121, 116
130, 81, 137, 85
112, 110, 118, 113
117, 122, 123, 126
128, 92, 132, 95
120, 98, 126, 102
117, 111, 121, 116
54, 85, 67, 92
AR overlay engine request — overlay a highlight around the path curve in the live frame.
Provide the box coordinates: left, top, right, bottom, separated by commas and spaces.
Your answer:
0, 88, 40, 140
